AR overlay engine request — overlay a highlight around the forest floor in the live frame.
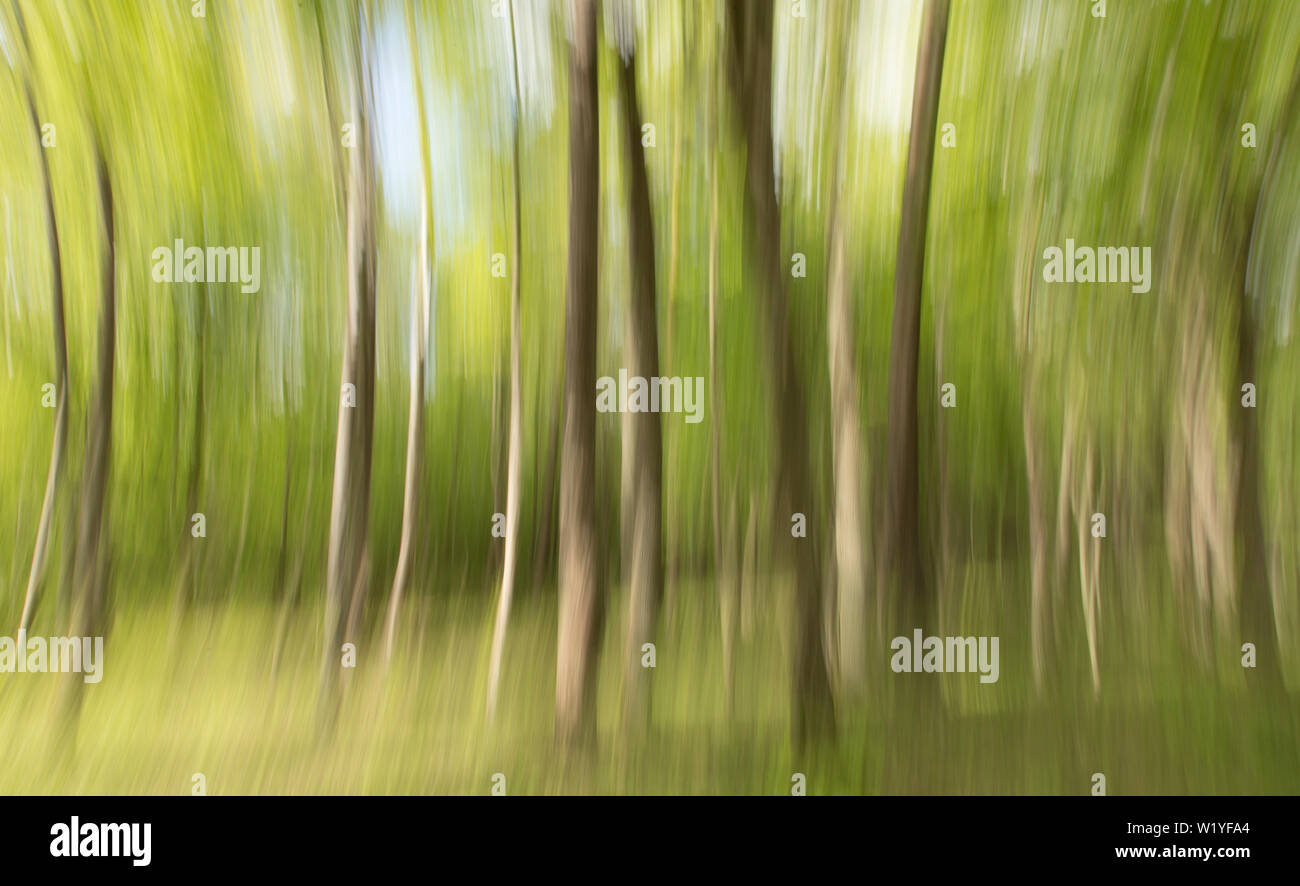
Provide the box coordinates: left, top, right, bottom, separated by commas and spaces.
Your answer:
0, 576, 1296, 794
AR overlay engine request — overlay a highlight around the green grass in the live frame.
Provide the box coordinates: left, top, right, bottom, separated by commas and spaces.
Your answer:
0, 569, 1296, 795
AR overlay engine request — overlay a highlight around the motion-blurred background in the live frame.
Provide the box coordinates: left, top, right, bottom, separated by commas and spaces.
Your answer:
0, 0, 1297, 794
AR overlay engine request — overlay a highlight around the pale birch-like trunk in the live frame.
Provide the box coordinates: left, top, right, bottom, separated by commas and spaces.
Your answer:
385, 0, 435, 665
486, 0, 525, 718
17, 59, 69, 634
823, 8, 866, 694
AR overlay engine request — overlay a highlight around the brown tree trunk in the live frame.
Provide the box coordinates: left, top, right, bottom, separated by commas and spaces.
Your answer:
1234, 64, 1299, 692
322, 4, 378, 717
726, 0, 834, 747
880, 0, 950, 632
555, 0, 603, 749
63, 140, 116, 724
706, 48, 736, 716
617, 48, 665, 730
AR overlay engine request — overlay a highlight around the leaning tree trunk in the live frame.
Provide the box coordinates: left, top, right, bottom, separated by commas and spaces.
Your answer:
617, 47, 665, 730
555, 0, 603, 749
880, 0, 950, 633
62, 140, 116, 725
17, 57, 69, 635
385, 0, 435, 665
321, 3, 378, 718
1233, 60, 1300, 693
726, 0, 834, 747
486, 0, 525, 718
706, 47, 737, 715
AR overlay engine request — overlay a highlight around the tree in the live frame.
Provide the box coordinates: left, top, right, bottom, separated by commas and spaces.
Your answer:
705, 10, 737, 715
13, 0, 69, 635
726, 0, 834, 747
823, 2, 867, 695
555, 0, 603, 749
879, 0, 950, 633
1232, 55, 1300, 694
321, 1, 378, 717
616, 41, 665, 729
385, 0, 436, 665
486, 0, 525, 718
63, 138, 116, 724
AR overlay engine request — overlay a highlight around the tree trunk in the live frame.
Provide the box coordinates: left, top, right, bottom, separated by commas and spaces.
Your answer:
726, 0, 834, 747
486, 0, 525, 718
62, 141, 116, 723
385, 0, 435, 665
824, 7, 866, 696
17, 65, 69, 634
707, 51, 736, 716
617, 48, 665, 730
1234, 63, 1299, 692
880, 0, 950, 632
555, 0, 603, 749
322, 4, 378, 717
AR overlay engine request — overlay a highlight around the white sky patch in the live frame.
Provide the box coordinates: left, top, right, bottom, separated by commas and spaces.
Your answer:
774, 0, 919, 213
372, 2, 553, 243
855, 0, 922, 133
372, 9, 470, 246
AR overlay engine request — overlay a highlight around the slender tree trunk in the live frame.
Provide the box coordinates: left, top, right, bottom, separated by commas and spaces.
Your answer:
386, 0, 435, 665
1024, 377, 1051, 693
555, 0, 603, 749
880, 0, 950, 632
63, 140, 116, 723
1234, 63, 1299, 692
322, 4, 378, 717
824, 9, 866, 695
17, 64, 69, 634
486, 0, 525, 718
707, 52, 736, 716
726, 0, 834, 747
616, 48, 665, 730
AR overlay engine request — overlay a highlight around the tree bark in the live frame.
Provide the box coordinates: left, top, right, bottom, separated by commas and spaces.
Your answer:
824, 5, 866, 696
707, 49, 736, 715
322, 3, 378, 717
880, 0, 950, 632
16, 51, 69, 634
726, 0, 834, 747
617, 48, 665, 730
1234, 61, 1300, 693
555, 0, 603, 749
487, 0, 525, 718
386, 0, 435, 665
63, 140, 116, 723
